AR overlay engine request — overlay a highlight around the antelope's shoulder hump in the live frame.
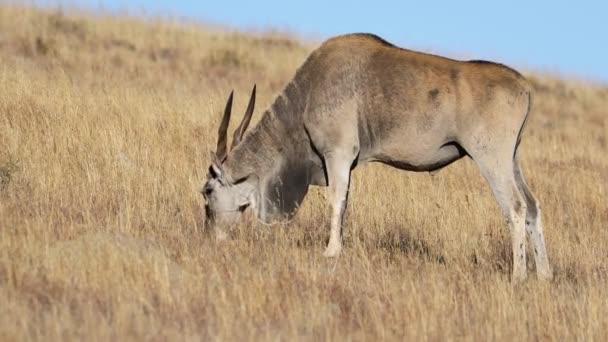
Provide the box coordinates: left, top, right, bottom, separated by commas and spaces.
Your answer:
316, 33, 395, 55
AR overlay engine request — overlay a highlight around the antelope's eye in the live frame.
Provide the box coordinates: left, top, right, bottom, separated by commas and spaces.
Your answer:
202, 185, 213, 197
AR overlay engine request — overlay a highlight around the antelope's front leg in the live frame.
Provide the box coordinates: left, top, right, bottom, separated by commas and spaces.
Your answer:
323, 152, 353, 257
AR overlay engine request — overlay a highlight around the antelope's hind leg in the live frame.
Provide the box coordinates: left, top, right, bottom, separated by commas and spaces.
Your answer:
514, 149, 553, 280
468, 148, 529, 283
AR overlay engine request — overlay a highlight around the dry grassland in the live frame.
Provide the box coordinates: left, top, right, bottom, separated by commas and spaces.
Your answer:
0, 5, 607, 341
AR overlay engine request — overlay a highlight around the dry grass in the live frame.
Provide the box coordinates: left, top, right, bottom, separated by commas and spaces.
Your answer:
1, 4, 607, 341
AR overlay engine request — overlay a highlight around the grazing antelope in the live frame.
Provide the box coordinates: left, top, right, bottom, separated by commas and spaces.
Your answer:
200, 33, 552, 282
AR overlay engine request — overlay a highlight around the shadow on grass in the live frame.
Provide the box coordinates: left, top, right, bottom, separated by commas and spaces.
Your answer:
374, 228, 446, 265
473, 236, 512, 275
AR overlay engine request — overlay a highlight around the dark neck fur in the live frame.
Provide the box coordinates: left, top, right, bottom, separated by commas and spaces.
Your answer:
223, 79, 310, 182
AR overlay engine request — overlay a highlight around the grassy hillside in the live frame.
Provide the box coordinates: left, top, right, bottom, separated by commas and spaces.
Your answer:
1, 4, 607, 341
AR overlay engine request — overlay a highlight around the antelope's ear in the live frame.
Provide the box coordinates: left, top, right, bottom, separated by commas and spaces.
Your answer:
209, 152, 223, 178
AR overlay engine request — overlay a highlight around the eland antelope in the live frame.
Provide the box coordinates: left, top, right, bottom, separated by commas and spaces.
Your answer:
200, 33, 552, 282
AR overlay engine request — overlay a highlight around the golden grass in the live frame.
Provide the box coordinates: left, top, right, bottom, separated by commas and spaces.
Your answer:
1, 4, 607, 341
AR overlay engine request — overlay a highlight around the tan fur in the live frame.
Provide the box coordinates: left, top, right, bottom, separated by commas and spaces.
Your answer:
203, 33, 552, 283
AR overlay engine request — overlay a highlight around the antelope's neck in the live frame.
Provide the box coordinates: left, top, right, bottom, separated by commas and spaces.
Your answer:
223, 111, 291, 181
224, 80, 311, 181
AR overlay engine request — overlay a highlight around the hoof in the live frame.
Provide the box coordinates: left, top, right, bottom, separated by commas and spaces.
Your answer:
323, 246, 341, 258
538, 268, 554, 281
215, 230, 228, 241
511, 272, 528, 285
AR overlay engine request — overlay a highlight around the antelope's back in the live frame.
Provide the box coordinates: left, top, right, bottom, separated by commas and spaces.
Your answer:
300, 33, 532, 158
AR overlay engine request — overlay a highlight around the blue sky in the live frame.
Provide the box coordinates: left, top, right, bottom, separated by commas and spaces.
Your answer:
42, 0, 607, 82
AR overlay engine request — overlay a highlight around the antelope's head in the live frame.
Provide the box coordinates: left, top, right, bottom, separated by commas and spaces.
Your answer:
201, 86, 258, 239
